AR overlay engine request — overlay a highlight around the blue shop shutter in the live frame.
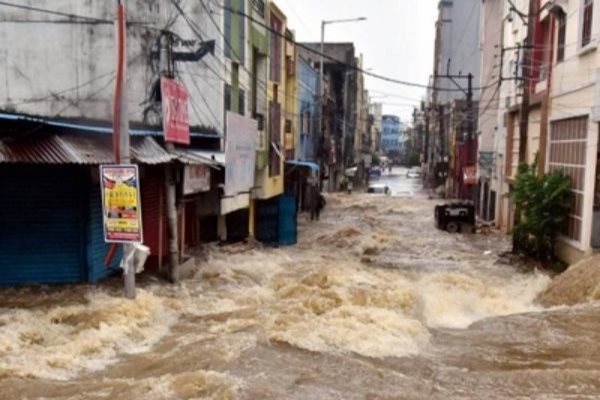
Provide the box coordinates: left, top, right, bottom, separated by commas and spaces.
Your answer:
278, 195, 297, 246
0, 166, 86, 286
87, 182, 122, 283
256, 195, 297, 246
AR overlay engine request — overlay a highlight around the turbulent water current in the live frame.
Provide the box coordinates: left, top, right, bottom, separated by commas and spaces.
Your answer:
1, 169, 600, 399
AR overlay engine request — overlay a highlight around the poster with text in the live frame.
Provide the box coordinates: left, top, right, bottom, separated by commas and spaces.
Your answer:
100, 164, 143, 243
184, 164, 211, 195
225, 112, 258, 197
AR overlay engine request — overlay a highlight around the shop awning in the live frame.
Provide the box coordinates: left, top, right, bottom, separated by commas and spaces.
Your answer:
285, 160, 320, 171
0, 133, 174, 165
174, 148, 225, 169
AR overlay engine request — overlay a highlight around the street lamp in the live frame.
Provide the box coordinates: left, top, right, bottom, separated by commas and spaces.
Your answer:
316, 17, 366, 190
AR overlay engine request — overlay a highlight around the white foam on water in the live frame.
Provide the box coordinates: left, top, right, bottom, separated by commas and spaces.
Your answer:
0, 289, 178, 380
417, 271, 551, 329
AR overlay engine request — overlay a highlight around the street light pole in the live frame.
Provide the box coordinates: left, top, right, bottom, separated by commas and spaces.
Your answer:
316, 17, 366, 191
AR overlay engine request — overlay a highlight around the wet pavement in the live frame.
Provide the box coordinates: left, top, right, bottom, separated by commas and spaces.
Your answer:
1, 168, 600, 399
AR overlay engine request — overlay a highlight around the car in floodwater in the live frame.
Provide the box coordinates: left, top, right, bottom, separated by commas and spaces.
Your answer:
407, 167, 422, 179
369, 166, 383, 178
366, 184, 390, 195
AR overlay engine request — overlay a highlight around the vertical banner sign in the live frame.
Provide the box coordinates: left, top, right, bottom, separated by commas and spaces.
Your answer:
225, 112, 258, 197
161, 77, 190, 145
100, 165, 143, 243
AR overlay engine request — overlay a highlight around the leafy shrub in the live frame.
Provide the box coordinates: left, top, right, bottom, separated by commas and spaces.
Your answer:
509, 157, 572, 261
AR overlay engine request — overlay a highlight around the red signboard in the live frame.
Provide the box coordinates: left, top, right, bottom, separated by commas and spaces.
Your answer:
161, 77, 190, 145
463, 165, 477, 186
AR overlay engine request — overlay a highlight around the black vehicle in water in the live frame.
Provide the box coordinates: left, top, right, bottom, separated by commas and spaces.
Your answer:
435, 202, 475, 233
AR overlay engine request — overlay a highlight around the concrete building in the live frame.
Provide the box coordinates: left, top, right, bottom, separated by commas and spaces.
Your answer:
478, 0, 504, 222
298, 42, 358, 191
427, 0, 482, 198
297, 57, 318, 161
545, 0, 600, 263
369, 102, 383, 154
433, 0, 482, 105
381, 115, 403, 157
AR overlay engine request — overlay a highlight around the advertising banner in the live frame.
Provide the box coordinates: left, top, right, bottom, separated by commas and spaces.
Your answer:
225, 112, 258, 197
161, 77, 190, 145
183, 164, 211, 195
463, 165, 477, 186
100, 165, 143, 243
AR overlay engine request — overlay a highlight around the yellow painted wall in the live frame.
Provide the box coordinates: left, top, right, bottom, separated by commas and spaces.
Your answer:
254, 1, 286, 200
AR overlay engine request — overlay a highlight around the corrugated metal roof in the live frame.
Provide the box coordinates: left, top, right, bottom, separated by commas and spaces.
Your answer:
0, 112, 224, 138
175, 148, 225, 168
0, 134, 174, 165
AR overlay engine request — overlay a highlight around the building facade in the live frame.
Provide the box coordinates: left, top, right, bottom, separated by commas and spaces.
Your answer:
381, 115, 403, 156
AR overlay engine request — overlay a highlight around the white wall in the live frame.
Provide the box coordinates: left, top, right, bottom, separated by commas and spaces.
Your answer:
0, 0, 226, 133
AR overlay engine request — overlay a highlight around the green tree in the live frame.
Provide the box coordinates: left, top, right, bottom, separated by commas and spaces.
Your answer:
509, 156, 572, 261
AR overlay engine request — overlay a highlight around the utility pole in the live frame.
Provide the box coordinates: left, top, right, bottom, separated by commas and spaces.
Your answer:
160, 33, 180, 283
466, 72, 477, 204
434, 73, 477, 200
113, 0, 135, 299
317, 21, 325, 189
518, 0, 535, 164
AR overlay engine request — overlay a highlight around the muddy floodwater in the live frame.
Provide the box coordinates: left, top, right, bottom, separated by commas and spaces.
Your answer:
2, 169, 600, 399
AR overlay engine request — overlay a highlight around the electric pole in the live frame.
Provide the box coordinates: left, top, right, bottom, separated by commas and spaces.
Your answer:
518, 0, 535, 164
113, 0, 135, 299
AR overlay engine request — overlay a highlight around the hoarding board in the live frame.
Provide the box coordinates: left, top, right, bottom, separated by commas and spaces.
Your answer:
183, 164, 211, 195
161, 77, 190, 145
100, 164, 143, 243
225, 112, 258, 197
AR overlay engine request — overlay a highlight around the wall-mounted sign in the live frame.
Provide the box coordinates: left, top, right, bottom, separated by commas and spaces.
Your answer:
463, 165, 477, 186
183, 164, 211, 195
225, 112, 258, 198
161, 77, 190, 145
100, 165, 143, 243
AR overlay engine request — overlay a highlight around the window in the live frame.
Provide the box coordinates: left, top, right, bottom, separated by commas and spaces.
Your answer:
269, 101, 281, 176
582, 0, 594, 47
224, 84, 232, 112
223, 0, 245, 64
224, 0, 232, 59
252, 0, 265, 18
270, 13, 282, 83
239, 89, 245, 116
549, 117, 589, 243
557, 10, 567, 62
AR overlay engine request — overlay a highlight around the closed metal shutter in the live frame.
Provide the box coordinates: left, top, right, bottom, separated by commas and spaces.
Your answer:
141, 167, 167, 269
0, 166, 86, 286
87, 182, 122, 283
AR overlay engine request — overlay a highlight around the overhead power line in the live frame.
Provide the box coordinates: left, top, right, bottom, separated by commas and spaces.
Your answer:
218, 4, 495, 93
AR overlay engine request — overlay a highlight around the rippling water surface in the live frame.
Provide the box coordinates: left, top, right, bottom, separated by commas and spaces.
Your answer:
1, 168, 599, 399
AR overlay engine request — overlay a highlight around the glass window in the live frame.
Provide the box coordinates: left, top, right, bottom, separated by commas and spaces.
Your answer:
557, 10, 567, 62
582, 0, 594, 47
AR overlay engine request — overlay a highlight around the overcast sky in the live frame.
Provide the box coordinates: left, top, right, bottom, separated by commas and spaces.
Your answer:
275, 0, 438, 122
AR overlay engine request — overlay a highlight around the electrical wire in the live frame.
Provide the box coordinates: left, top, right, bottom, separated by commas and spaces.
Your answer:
217, 3, 496, 93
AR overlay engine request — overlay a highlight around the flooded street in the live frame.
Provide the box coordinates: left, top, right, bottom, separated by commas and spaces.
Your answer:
2, 169, 600, 399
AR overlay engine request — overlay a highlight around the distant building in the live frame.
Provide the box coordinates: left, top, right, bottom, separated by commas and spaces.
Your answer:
296, 57, 318, 161
381, 115, 403, 155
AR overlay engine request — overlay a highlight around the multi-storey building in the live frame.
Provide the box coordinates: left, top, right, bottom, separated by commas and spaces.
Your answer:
381, 115, 403, 156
